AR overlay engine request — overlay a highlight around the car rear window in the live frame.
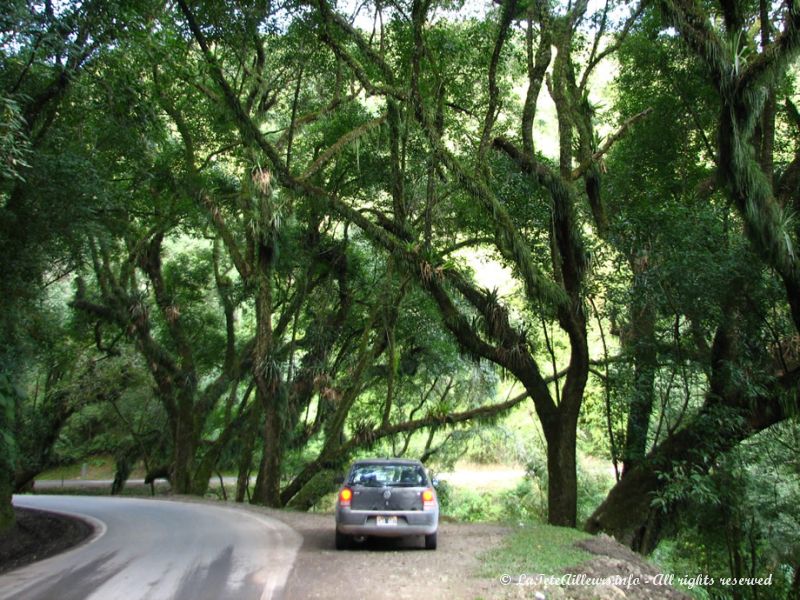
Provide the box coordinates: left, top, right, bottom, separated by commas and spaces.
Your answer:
348, 464, 427, 487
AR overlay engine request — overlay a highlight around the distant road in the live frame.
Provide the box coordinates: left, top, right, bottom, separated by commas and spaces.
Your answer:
32, 478, 204, 490
1, 495, 301, 600
32, 477, 238, 491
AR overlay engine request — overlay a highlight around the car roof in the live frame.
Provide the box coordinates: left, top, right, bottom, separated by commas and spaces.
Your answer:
350, 458, 424, 466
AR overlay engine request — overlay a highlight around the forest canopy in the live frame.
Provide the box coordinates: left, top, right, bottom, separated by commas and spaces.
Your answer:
1, 0, 799, 595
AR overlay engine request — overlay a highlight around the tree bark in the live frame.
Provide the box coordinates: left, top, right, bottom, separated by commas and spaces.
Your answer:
253, 400, 283, 506
0, 477, 13, 532
236, 407, 260, 503
622, 258, 657, 475
543, 414, 579, 527
170, 394, 197, 494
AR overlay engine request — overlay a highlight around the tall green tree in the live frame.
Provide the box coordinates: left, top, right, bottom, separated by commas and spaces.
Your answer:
201, 0, 643, 527
587, 0, 800, 551
0, 0, 150, 530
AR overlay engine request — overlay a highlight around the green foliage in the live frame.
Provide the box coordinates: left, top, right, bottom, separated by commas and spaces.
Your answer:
0, 95, 30, 183
436, 461, 610, 526
653, 424, 800, 599
576, 464, 614, 524
499, 478, 548, 523
437, 480, 538, 524
578, 381, 626, 460
463, 423, 537, 465
441, 485, 505, 523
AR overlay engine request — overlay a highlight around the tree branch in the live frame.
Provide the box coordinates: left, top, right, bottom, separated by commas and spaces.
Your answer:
301, 114, 387, 179
570, 107, 653, 180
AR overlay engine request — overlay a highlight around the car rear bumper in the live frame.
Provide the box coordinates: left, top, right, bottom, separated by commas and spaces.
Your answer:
336, 508, 438, 537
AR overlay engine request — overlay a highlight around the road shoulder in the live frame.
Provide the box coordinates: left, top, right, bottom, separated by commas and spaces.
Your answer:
0, 506, 95, 575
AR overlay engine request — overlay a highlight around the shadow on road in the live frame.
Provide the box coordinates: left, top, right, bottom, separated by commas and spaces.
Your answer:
20, 552, 126, 600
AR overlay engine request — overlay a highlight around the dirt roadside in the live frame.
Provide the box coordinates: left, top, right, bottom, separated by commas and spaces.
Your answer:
271, 511, 508, 599
0, 507, 93, 575
215, 501, 689, 600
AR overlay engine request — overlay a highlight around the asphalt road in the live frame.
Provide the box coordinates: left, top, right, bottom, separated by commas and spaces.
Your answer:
1, 495, 302, 600
33, 479, 172, 491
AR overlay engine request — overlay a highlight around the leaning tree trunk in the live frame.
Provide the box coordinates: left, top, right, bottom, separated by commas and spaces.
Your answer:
585, 448, 665, 553
586, 391, 791, 553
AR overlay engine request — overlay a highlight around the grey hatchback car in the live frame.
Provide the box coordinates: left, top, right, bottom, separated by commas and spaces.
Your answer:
334, 458, 439, 550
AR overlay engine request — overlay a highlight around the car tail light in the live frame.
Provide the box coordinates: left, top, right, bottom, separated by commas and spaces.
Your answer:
422, 488, 436, 510
339, 487, 352, 507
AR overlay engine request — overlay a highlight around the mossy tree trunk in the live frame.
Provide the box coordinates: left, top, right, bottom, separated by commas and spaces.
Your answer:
621, 257, 657, 476
0, 379, 15, 532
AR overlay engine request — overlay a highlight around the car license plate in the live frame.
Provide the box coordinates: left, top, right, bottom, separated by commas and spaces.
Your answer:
376, 516, 397, 526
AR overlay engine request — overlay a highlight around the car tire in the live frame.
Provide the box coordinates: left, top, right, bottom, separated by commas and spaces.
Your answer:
335, 531, 351, 550
424, 532, 437, 550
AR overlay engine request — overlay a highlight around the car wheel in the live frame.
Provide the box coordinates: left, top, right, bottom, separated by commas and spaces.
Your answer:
424, 532, 437, 550
335, 531, 351, 550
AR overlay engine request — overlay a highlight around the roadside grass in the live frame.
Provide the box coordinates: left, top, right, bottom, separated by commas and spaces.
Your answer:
37, 456, 115, 480
37, 455, 146, 481
480, 522, 593, 577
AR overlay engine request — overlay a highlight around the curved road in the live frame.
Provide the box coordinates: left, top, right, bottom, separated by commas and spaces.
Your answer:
1, 495, 302, 600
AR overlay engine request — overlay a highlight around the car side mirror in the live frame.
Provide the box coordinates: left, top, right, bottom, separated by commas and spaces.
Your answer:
334, 474, 345, 485
431, 478, 439, 488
